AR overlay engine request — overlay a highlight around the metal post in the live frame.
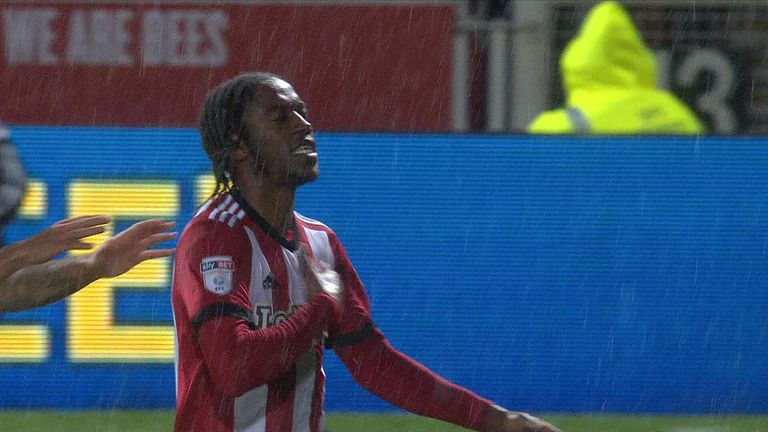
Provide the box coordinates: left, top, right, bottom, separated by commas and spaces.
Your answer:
452, 1, 471, 132
510, 0, 553, 131
486, 20, 508, 132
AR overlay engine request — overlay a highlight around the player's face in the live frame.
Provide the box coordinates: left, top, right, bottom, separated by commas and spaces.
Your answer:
238, 78, 318, 188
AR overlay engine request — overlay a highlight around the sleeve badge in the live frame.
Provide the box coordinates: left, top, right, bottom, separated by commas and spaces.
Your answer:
200, 256, 235, 295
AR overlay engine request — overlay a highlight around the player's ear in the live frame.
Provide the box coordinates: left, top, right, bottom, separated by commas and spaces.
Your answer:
229, 134, 248, 161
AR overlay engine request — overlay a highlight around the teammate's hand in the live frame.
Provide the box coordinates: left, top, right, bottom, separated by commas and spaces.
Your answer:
89, 219, 176, 279
482, 405, 562, 432
14, 215, 112, 265
298, 246, 344, 307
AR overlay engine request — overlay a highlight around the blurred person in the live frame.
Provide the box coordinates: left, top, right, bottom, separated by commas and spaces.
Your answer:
527, 1, 704, 135
487, 0, 510, 19
0, 122, 26, 246
171, 72, 562, 432
471, 0, 510, 18
0, 215, 175, 312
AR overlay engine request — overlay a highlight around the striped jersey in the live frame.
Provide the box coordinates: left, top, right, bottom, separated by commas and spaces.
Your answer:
172, 191, 373, 432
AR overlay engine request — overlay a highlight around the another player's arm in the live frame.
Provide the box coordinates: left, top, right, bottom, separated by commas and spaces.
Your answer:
0, 253, 104, 312
0, 217, 174, 313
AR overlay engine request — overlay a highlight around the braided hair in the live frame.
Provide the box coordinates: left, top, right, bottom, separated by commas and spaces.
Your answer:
199, 72, 283, 197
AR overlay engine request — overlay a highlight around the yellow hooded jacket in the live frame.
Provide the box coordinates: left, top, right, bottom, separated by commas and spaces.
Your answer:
527, 1, 704, 135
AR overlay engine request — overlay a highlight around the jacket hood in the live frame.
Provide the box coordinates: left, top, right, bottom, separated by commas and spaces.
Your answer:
560, 1, 656, 98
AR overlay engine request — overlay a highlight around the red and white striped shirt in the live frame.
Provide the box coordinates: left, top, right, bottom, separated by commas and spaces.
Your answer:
173, 191, 492, 432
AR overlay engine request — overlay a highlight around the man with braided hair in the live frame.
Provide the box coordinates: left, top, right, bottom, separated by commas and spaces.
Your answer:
171, 72, 561, 432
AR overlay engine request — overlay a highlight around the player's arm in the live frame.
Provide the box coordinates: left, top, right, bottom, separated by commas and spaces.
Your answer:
0, 217, 175, 312
330, 239, 560, 432
337, 331, 559, 432
329, 245, 492, 431
194, 293, 339, 396
179, 227, 342, 397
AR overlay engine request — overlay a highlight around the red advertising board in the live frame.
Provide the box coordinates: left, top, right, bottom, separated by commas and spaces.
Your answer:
0, 1, 454, 131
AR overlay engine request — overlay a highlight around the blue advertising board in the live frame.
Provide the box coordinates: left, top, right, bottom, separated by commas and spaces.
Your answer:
2, 129, 767, 413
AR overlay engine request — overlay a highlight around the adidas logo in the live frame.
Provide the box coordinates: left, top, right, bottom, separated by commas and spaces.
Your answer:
263, 272, 276, 290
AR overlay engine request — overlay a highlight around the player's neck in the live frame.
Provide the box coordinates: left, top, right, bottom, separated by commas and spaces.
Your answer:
237, 181, 296, 233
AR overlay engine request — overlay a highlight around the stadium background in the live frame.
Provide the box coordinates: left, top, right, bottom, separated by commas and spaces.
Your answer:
1, 0, 767, 430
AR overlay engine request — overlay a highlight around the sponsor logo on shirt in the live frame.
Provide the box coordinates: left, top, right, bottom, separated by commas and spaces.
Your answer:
200, 256, 234, 295
254, 304, 300, 328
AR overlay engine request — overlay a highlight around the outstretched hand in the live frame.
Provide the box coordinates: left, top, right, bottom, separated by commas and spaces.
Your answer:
89, 219, 176, 279
298, 245, 344, 307
483, 406, 562, 432
15, 215, 112, 265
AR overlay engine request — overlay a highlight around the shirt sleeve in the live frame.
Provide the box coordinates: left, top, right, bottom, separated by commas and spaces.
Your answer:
174, 220, 340, 397
324, 232, 375, 348
336, 330, 493, 431
327, 232, 493, 431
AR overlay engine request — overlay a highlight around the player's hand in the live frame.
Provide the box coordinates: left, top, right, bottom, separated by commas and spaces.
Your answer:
89, 219, 176, 279
482, 405, 562, 432
15, 215, 112, 265
298, 246, 344, 308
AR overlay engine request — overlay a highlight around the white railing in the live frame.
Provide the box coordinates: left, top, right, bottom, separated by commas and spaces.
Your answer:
453, 0, 555, 132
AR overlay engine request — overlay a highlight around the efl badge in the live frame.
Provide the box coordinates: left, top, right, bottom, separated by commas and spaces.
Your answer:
200, 256, 234, 295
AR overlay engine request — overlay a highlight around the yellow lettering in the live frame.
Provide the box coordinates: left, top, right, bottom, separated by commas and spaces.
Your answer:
0, 179, 50, 362
195, 173, 215, 206
0, 326, 49, 362
17, 179, 47, 219
67, 180, 178, 362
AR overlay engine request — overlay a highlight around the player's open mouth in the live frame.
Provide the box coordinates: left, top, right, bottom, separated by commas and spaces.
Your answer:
292, 144, 317, 157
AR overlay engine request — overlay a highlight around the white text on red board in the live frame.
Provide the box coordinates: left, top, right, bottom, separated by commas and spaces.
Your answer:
2, 7, 229, 67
